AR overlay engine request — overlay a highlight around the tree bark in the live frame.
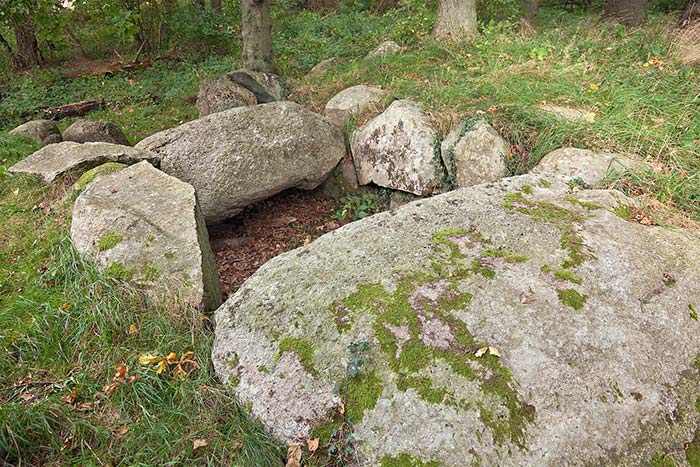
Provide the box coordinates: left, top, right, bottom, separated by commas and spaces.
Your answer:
211, 0, 223, 13
0, 33, 21, 69
241, 0, 277, 73
601, 0, 649, 27
14, 21, 40, 69
679, 1, 700, 28
523, 0, 539, 22
433, 0, 478, 41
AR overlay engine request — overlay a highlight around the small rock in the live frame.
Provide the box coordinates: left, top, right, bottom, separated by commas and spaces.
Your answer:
227, 69, 285, 103
531, 147, 645, 186
63, 119, 130, 145
71, 161, 222, 311
325, 221, 340, 231
350, 99, 443, 195
9, 141, 159, 182
136, 102, 345, 224
366, 40, 402, 59
9, 120, 62, 145
541, 104, 596, 123
441, 120, 508, 188
324, 85, 388, 127
307, 57, 338, 77
196, 78, 257, 117
321, 155, 361, 198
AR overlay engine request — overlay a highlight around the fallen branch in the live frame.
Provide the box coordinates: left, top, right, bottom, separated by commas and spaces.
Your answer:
44, 99, 104, 120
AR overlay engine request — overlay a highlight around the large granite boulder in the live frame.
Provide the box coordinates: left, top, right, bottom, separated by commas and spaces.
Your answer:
441, 120, 508, 188
10, 119, 62, 145
324, 85, 388, 127
213, 174, 700, 466
71, 161, 222, 311
227, 69, 285, 103
136, 101, 345, 224
350, 99, 443, 195
63, 119, 130, 145
196, 78, 257, 117
532, 147, 645, 186
8, 141, 159, 182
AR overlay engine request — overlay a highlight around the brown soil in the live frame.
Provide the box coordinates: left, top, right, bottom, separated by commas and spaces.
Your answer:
210, 189, 341, 298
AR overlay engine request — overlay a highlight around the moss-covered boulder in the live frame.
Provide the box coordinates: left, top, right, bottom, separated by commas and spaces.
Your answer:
71, 161, 222, 311
212, 174, 700, 466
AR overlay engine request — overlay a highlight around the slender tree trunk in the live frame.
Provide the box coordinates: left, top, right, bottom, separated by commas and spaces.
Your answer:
523, 0, 539, 22
601, 0, 648, 27
433, 0, 478, 41
679, 1, 700, 28
0, 33, 21, 69
211, 0, 223, 12
241, 0, 277, 73
14, 21, 40, 69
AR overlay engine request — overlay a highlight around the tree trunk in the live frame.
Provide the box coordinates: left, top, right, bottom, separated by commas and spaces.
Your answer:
433, 0, 478, 41
601, 0, 648, 27
523, 0, 539, 22
14, 21, 40, 69
241, 0, 277, 73
679, 1, 700, 28
211, 0, 223, 13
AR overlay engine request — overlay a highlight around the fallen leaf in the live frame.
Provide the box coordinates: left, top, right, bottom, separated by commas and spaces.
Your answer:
475, 347, 488, 357
286, 444, 302, 467
488, 346, 501, 358
61, 388, 78, 405
193, 438, 209, 450
306, 438, 319, 452
112, 426, 129, 436
115, 362, 127, 379
139, 354, 162, 366
129, 324, 139, 335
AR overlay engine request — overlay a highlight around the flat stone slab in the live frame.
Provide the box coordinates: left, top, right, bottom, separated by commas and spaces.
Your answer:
531, 147, 646, 186
213, 173, 700, 466
8, 141, 159, 182
71, 161, 222, 311
324, 85, 388, 127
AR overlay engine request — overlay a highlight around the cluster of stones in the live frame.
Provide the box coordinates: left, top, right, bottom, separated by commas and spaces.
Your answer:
10, 53, 696, 467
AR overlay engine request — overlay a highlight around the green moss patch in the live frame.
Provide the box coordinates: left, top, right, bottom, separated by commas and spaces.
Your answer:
554, 269, 582, 285
558, 289, 588, 310
277, 337, 317, 376
381, 453, 442, 467
97, 232, 124, 252
104, 261, 135, 280
75, 162, 126, 191
504, 192, 595, 270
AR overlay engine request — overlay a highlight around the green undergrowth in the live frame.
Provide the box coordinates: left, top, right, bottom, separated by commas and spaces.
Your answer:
0, 135, 283, 466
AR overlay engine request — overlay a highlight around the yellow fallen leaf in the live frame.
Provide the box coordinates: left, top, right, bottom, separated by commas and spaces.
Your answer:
129, 324, 139, 335
193, 438, 209, 450
156, 360, 168, 374
306, 438, 320, 452
488, 346, 501, 357
286, 444, 302, 467
139, 354, 162, 366
475, 347, 488, 357
166, 352, 177, 362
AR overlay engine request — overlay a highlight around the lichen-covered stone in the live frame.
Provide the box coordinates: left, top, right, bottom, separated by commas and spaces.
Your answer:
324, 85, 388, 127
350, 100, 443, 195
227, 69, 285, 103
63, 119, 130, 145
213, 174, 700, 466
8, 141, 159, 182
196, 78, 257, 117
71, 161, 222, 311
441, 120, 508, 188
531, 147, 646, 186
540, 104, 596, 123
136, 101, 345, 224
366, 40, 402, 58
9, 119, 62, 145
